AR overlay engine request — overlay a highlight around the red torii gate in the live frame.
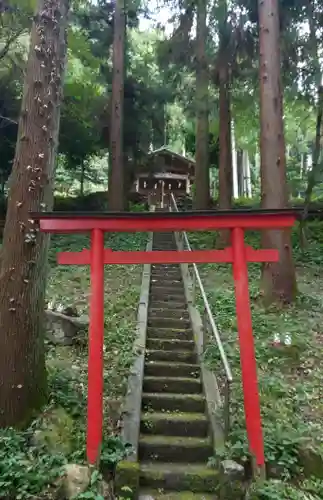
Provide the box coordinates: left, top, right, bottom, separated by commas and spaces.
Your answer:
33, 209, 298, 475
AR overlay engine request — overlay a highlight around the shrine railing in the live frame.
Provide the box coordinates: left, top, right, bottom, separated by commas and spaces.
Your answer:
170, 193, 233, 438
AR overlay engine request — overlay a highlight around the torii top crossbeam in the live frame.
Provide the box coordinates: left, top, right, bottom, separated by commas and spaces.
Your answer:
32, 208, 301, 233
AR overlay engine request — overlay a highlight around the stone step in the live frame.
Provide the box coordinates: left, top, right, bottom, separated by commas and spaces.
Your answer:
140, 411, 208, 438
146, 349, 196, 364
146, 338, 195, 352
150, 285, 184, 295
150, 291, 185, 302
149, 308, 189, 320
151, 277, 182, 283
151, 267, 180, 273
139, 435, 213, 463
151, 269, 181, 275
145, 361, 199, 378
146, 327, 193, 341
151, 273, 181, 280
151, 271, 182, 279
153, 239, 175, 243
142, 393, 205, 413
143, 376, 202, 394
149, 301, 186, 311
139, 462, 219, 494
148, 317, 191, 329
152, 246, 177, 250
151, 265, 179, 272
139, 490, 216, 499
150, 280, 183, 289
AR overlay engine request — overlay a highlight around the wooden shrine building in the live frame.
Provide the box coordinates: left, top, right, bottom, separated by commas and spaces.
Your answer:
132, 147, 195, 206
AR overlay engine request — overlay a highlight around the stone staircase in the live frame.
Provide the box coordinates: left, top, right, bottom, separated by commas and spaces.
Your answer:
138, 231, 219, 498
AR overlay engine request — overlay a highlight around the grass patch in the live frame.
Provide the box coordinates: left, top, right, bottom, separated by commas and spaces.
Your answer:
188, 223, 323, 494
0, 231, 147, 499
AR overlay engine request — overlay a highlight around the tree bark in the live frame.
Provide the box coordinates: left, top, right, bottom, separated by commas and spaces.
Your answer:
243, 150, 252, 197
194, 0, 210, 210
302, 1, 322, 219
0, 0, 69, 427
218, 61, 232, 209
80, 160, 85, 196
109, 0, 125, 211
258, 0, 296, 304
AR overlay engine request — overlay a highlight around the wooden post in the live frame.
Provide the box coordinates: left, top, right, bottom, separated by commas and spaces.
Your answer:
231, 227, 265, 476
87, 228, 104, 465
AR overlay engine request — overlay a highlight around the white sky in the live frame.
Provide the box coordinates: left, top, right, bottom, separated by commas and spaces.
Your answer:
138, 1, 174, 34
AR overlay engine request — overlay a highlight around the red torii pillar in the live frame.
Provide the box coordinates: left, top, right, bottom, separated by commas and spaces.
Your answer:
34, 209, 297, 473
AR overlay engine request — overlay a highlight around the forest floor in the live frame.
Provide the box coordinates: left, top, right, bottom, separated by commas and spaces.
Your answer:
190, 221, 323, 499
0, 231, 147, 500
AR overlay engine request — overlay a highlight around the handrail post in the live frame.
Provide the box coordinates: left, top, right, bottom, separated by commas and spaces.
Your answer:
192, 271, 196, 304
224, 380, 231, 439
202, 307, 208, 352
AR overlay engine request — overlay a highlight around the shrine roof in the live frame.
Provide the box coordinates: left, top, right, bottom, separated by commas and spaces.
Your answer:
148, 146, 195, 166
136, 172, 188, 180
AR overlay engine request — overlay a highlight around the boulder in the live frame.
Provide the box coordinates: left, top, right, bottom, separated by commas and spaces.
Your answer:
219, 459, 245, 500
298, 439, 323, 479
61, 464, 91, 499
45, 309, 88, 345
31, 407, 74, 455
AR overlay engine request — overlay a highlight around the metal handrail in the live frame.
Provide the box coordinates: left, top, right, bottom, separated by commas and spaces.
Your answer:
170, 193, 233, 436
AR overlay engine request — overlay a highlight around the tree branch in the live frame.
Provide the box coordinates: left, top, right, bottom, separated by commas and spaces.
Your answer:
0, 27, 26, 61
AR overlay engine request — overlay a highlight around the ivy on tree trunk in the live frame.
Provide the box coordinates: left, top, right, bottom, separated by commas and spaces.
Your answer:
0, 0, 70, 427
258, 0, 297, 304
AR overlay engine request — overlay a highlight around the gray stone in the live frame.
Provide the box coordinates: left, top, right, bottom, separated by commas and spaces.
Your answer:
299, 440, 323, 479
45, 309, 88, 345
219, 459, 245, 500
221, 459, 244, 478
62, 464, 91, 498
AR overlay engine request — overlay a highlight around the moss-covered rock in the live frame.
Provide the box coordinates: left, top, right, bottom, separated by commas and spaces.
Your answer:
219, 459, 245, 500
32, 407, 74, 455
298, 440, 323, 479
115, 460, 140, 499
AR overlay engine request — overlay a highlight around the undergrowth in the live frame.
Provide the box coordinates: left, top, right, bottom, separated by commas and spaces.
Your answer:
190, 221, 323, 497
0, 231, 146, 499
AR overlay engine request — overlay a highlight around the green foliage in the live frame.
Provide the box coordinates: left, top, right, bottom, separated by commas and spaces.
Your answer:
48, 365, 87, 418
0, 230, 144, 497
248, 478, 323, 500
101, 437, 133, 470
0, 426, 64, 499
190, 221, 323, 495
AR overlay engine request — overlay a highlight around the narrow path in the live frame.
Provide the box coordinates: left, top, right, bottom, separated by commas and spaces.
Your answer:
138, 231, 218, 498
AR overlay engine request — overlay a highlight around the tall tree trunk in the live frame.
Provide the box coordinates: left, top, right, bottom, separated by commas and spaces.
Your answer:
302, 1, 322, 219
231, 120, 238, 198
80, 160, 85, 197
237, 149, 243, 196
243, 150, 252, 197
218, 63, 232, 209
194, 0, 210, 209
258, 0, 296, 304
109, 0, 125, 211
0, 0, 69, 427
